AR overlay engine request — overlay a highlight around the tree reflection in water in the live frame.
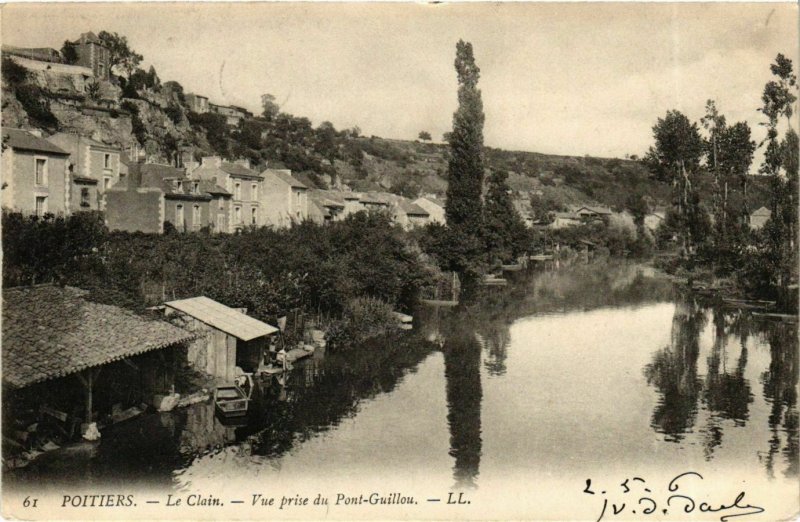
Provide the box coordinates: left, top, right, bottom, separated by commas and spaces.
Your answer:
701, 308, 753, 459
644, 292, 798, 477
644, 294, 706, 441
760, 321, 798, 478
441, 321, 483, 489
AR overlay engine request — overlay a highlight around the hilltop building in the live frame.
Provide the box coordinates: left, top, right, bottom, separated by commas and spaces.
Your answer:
72, 32, 112, 79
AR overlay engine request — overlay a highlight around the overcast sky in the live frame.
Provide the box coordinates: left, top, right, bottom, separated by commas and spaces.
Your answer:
3, 3, 797, 159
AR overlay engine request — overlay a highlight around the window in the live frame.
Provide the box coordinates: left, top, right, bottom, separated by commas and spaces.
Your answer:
35, 158, 47, 186
80, 188, 90, 207
218, 198, 224, 210
35, 196, 47, 217
251, 207, 258, 225
176, 204, 185, 228
234, 182, 242, 200
176, 180, 183, 191
193, 181, 200, 194
251, 183, 258, 200
193, 205, 201, 229
103, 177, 112, 190
104, 153, 111, 169
234, 206, 242, 224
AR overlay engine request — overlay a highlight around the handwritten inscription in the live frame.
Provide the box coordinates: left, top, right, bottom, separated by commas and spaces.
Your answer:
583, 472, 765, 522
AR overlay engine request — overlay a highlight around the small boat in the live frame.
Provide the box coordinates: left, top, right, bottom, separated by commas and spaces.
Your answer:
214, 385, 249, 417
277, 347, 314, 363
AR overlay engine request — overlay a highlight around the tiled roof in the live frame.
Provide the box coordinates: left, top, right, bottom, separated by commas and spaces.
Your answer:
199, 180, 231, 196
2, 285, 196, 389
360, 192, 391, 205
220, 162, 262, 180
263, 169, 308, 189
3, 129, 69, 156
165, 296, 277, 341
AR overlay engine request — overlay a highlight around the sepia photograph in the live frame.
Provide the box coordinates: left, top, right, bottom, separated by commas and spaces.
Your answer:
0, 2, 798, 520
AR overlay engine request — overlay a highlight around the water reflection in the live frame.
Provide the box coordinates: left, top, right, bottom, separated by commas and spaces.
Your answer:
442, 324, 483, 489
642, 291, 798, 477
760, 321, 799, 478
644, 294, 705, 441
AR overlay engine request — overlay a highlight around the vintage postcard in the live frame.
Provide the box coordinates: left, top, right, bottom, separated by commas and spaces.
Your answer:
1, 2, 798, 520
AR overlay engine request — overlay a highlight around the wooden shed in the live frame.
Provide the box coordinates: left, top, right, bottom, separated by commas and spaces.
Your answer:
164, 297, 278, 383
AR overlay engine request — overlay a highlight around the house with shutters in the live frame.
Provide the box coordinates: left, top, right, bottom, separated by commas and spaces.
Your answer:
105, 163, 232, 234
259, 168, 309, 228
46, 133, 122, 211
191, 157, 263, 230
1, 128, 71, 216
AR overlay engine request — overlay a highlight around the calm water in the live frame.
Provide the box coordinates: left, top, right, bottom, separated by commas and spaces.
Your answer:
8, 260, 798, 519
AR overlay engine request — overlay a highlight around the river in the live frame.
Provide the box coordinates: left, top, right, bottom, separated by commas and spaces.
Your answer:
7, 260, 798, 520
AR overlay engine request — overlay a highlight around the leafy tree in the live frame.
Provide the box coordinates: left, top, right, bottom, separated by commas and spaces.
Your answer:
529, 193, 564, 224
754, 54, 798, 307
444, 40, 486, 275
644, 110, 704, 251
482, 170, 529, 263
187, 112, 230, 157
261, 93, 280, 120
98, 31, 143, 79
389, 178, 420, 199
146, 65, 160, 90
60, 41, 79, 65
418, 131, 432, 141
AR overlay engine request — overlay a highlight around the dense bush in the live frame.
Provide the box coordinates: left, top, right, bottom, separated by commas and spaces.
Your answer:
2, 211, 437, 326
325, 297, 399, 350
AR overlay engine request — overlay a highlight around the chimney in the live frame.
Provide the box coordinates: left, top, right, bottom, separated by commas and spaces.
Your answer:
201, 156, 222, 168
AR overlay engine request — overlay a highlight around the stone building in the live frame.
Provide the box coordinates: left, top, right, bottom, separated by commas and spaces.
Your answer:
47, 133, 122, 211
73, 32, 112, 79
185, 93, 210, 114
259, 169, 309, 227
192, 157, 262, 230
1, 129, 70, 216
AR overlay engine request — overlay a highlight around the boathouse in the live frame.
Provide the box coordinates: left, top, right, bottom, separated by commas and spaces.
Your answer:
2, 285, 196, 436
164, 296, 278, 383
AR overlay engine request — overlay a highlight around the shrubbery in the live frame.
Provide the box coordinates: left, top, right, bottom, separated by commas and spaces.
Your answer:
3, 211, 437, 327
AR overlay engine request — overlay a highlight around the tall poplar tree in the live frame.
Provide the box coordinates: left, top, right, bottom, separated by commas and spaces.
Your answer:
444, 41, 486, 270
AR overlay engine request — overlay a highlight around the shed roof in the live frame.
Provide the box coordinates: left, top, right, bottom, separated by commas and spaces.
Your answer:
4, 129, 69, 156
165, 296, 278, 341
2, 285, 196, 389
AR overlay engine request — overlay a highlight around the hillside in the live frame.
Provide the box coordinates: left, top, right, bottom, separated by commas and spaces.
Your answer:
1, 53, 772, 215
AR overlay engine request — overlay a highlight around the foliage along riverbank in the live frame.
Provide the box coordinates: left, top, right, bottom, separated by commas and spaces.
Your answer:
2, 210, 439, 346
